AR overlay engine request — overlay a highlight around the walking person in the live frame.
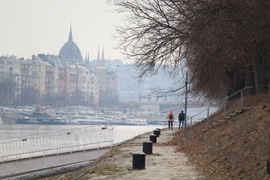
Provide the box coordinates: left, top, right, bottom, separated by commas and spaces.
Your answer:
167, 110, 174, 130
178, 110, 185, 129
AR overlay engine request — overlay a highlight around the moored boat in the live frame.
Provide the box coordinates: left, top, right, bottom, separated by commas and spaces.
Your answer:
15, 109, 107, 125
106, 115, 147, 126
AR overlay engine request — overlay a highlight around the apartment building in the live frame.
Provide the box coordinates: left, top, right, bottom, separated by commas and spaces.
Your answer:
0, 56, 21, 99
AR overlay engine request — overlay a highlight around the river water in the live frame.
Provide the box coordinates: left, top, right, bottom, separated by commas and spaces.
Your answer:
0, 124, 165, 144
0, 107, 218, 143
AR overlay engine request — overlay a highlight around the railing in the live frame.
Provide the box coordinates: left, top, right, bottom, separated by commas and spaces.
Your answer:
185, 107, 212, 139
223, 86, 254, 120
0, 126, 113, 163
0, 140, 113, 163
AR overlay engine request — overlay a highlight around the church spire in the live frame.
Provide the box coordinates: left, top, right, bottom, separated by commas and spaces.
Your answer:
85, 53, 88, 63
102, 46, 105, 60
69, 25, 73, 41
97, 48, 100, 61
85, 52, 90, 64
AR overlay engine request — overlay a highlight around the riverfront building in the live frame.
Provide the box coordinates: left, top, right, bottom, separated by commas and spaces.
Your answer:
0, 27, 118, 106
0, 56, 21, 100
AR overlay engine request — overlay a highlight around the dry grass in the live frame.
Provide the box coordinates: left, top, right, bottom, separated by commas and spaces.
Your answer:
169, 94, 270, 180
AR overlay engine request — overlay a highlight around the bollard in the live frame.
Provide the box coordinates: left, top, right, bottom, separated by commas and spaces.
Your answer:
156, 128, 161, 135
132, 153, 145, 169
150, 134, 157, 143
143, 141, 153, 154
153, 129, 160, 137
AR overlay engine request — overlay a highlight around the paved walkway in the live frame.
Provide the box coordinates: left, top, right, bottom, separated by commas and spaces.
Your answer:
67, 129, 204, 180
0, 148, 110, 179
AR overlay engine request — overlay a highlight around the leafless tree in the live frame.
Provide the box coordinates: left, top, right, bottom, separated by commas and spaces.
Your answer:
112, 0, 270, 100
0, 79, 16, 105
20, 86, 39, 105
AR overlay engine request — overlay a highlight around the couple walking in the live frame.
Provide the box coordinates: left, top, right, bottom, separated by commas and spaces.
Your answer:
167, 110, 185, 130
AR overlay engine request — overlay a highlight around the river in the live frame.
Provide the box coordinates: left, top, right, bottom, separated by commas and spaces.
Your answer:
0, 106, 218, 145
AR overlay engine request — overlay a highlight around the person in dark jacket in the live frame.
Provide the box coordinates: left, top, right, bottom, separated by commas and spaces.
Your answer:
178, 110, 185, 129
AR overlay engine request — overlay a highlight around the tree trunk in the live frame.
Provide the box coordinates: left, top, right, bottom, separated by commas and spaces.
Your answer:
244, 65, 255, 96
253, 45, 269, 94
226, 68, 245, 97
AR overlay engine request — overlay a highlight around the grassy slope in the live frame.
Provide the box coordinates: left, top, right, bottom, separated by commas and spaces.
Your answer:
170, 95, 270, 180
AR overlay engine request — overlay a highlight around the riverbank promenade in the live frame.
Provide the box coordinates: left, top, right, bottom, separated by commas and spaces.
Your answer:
54, 128, 204, 179
0, 125, 113, 179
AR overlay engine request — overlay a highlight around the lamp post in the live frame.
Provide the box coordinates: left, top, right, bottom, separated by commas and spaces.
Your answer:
184, 73, 188, 140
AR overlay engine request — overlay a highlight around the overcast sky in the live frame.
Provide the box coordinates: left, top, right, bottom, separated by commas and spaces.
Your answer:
0, 0, 124, 60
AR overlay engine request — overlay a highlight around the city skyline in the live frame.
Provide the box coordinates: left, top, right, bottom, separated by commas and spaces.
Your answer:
0, 0, 124, 61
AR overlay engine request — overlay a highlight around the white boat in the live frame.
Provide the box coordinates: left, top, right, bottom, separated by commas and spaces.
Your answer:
16, 108, 106, 125
105, 114, 147, 126
71, 115, 106, 125
124, 117, 147, 125
54, 109, 106, 125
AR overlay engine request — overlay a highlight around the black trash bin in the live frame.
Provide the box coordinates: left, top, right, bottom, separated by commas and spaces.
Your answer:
150, 134, 157, 143
143, 141, 153, 154
132, 153, 145, 169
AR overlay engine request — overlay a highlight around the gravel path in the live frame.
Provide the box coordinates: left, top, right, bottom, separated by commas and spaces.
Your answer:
66, 129, 204, 180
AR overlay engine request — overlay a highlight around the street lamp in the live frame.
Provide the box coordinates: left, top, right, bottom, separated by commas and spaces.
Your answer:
184, 73, 188, 140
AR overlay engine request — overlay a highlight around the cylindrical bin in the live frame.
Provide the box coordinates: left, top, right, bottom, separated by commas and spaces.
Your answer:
150, 134, 157, 143
143, 141, 153, 154
153, 129, 160, 137
132, 153, 145, 169
156, 128, 161, 135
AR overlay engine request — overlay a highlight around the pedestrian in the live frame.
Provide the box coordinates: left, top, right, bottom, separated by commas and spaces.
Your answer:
167, 110, 174, 130
178, 110, 185, 129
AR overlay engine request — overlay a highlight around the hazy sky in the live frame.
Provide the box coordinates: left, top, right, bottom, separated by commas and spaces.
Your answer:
0, 0, 124, 60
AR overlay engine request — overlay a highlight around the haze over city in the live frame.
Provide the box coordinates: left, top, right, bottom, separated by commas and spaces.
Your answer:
0, 0, 124, 60
0, 0, 186, 108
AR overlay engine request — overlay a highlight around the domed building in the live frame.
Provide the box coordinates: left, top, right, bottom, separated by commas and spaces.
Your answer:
57, 26, 100, 105
59, 26, 83, 63
57, 26, 118, 106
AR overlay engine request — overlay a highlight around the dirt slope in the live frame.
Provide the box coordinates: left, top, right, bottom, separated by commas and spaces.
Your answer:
171, 95, 270, 179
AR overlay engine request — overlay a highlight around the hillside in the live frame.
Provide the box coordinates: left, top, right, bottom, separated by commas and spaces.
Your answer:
170, 94, 270, 179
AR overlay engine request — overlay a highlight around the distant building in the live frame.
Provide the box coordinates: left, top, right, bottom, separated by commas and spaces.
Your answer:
37, 54, 63, 95
19, 56, 46, 98
0, 56, 21, 99
0, 26, 119, 106
94, 48, 117, 95
59, 26, 83, 63
57, 26, 118, 105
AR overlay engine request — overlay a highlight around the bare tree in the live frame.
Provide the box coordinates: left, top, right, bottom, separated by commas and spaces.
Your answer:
0, 79, 16, 105
112, 0, 270, 100
112, 0, 187, 77
186, 0, 270, 98
20, 86, 39, 105
99, 89, 119, 107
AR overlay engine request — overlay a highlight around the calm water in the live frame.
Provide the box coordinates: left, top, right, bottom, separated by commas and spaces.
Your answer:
0, 106, 217, 144
0, 124, 165, 144
0, 106, 218, 160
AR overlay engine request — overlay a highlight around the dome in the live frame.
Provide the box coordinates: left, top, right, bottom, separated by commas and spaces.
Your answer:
59, 27, 82, 62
